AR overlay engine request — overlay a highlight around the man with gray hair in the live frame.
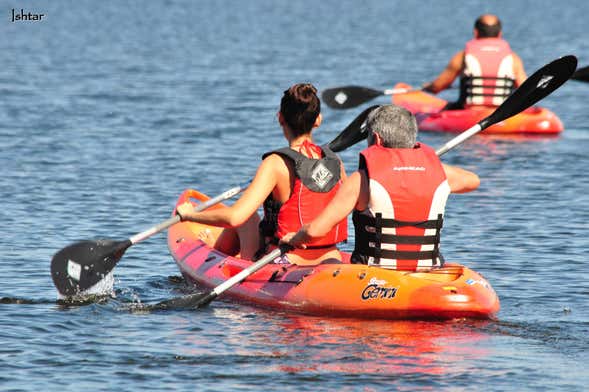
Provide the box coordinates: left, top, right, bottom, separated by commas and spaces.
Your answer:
282, 104, 480, 270
365, 104, 418, 148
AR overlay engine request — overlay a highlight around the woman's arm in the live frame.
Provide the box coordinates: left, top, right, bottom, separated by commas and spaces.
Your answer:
177, 155, 282, 227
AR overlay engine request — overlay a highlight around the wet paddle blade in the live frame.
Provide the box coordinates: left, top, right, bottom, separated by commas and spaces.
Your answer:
322, 86, 384, 109
51, 239, 131, 296
480, 55, 577, 129
327, 105, 380, 152
146, 291, 216, 310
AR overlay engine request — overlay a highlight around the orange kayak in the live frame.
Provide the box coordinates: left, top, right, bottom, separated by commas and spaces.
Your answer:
392, 82, 563, 134
168, 189, 500, 320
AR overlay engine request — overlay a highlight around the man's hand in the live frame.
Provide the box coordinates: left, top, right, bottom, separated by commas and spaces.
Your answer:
421, 82, 436, 93
280, 227, 311, 249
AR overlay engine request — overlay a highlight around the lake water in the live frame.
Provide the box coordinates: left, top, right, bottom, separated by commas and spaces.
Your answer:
1, 0, 588, 390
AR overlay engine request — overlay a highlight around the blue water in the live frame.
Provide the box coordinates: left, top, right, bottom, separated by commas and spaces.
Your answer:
1, 0, 588, 390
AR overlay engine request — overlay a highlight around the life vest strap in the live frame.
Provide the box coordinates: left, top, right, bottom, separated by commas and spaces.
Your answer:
354, 213, 443, 229
353, 212, 444, 265
460, 76, 516, 101
363, 232, 440, 245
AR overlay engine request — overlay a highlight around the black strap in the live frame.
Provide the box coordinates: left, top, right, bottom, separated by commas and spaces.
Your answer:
262, 146, 341, 193
363, 233, 439, 244
459, 76, 516, 103
353, 212, 444, 264
354, 213, 443, 229
373, 213, 382, 264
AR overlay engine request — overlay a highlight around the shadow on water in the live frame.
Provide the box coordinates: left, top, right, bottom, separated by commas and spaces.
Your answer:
488, 318, 589, 358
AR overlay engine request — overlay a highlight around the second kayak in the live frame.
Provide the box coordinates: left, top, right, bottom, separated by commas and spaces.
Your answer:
392, 83, 564, 135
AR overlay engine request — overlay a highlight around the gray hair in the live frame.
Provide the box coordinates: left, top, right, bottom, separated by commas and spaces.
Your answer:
365, 105, 417, 148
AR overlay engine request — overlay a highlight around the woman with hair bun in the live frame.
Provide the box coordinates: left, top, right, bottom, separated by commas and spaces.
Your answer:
176, 83, 348, 265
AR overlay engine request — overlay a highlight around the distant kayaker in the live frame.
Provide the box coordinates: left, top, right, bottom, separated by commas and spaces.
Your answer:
281, 104, 480, 270
422, 14, 527, 110
176, 83, 348, 265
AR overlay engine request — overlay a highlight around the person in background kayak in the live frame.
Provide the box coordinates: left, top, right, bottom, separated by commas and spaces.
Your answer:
281, 104, 479, 270
422, 14, 527, 110
176, 83, 347, 265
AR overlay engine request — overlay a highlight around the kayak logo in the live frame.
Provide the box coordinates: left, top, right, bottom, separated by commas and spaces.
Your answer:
334, 91, 348, 105
311, 162, 333, 189
361, 278, 398, 300
537, 75, 554, 89
466, 278, 490, 289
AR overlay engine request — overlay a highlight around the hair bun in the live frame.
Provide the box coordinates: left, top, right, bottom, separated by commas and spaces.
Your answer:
295, 83, 317, 101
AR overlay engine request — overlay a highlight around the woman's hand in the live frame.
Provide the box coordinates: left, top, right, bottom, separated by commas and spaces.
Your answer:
176, 202, 194, 221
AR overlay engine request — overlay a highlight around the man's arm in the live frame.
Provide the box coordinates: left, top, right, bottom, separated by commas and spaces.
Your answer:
423, 51, 464, 94
442, 163, 480, 193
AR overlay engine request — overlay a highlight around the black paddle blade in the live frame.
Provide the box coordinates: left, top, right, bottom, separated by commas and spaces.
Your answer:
327, 105, 380, 152
322, 86, 384, 109
51, 239, 131, 296
571, 65, 589, 82
145, 291, 217, 311
480, 55, 577, 129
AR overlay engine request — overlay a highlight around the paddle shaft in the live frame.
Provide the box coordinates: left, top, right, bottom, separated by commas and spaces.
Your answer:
435, 124, 482, 156
571, 65, 589, 82
193, 247, 284, 308
128, 184, 246, 245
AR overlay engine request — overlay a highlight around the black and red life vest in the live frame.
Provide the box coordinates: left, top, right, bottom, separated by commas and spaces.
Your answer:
459, 37, 516, 107
352, 143, 449, 270
259, 143, 347, 248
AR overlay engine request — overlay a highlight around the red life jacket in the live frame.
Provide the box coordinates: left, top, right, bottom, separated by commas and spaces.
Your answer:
352, 143, 449, 270
460, 37, 516, 107
260, 142, 347, 248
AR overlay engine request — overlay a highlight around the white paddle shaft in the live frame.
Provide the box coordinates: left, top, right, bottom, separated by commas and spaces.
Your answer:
435, 123, 483, 156
129, 184, 246, 245
211, 247, 283, 296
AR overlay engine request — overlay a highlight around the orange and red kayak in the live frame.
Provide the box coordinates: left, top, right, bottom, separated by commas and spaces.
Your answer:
392, 82, 563, 134
168, 189, 500, 320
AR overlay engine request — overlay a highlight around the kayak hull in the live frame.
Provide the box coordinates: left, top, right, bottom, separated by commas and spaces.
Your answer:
392, 83, 563, 134
168, 189, 500, 320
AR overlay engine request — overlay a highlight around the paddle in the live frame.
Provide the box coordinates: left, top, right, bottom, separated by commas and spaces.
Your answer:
323, 60, 584, 110
148, 244, 292, 310
436, 55, 577, 155
322, 86, 418, 109
51, 106, 378, 297
571, 65, 589, 82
